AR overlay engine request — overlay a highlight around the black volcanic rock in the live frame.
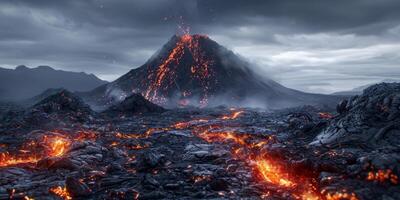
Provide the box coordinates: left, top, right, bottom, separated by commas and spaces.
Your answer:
332, 79, 400, 96
0, 65, 107, 101
103, 93, 166, 117
32, 90, 92, 115
83, 34, 340, 109
312, 82, 400, 146
305, 84, 400, 200
0, 90, 95, 130
22, 88, 66, 106
26, 90, 94, 124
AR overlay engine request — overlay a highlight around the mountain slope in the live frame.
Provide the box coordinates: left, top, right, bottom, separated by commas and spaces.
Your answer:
0, 65, 107, 101
84, 34, 341, 109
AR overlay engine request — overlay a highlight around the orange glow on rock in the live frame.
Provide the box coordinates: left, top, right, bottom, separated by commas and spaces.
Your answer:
0, 135, 70, 167
198, 130, 249, 146
318, 112, 334, 119
0, 152, 40, 167
47, 137, 70, 157
220, 110, 244, 120
367, 169, 398, 184
254, 158, 296, 188
143, 34, 215, 106
49, 186, 72, 200
325, 191, 358, 200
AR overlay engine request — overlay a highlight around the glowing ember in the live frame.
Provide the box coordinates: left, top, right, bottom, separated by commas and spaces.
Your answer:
116, 127, 170, 140
74, 130, 98, 142
324, 191, 358, 200
47, 136, 70, 157
198, 130, 249, 145
0, 135, 70, 167
49, 186, 72, 200
192, 175, 211, 183
300, 191, 320, 200
220, 110, 244, 120
24, 196, 35, 200
0, 152, 40, 167
367, 169, 398, 184
318, 112, 334, 119
173, 122, 190, 129
110, 141, 119, 147
254, 158, 295, 187
127, 144, 149, 150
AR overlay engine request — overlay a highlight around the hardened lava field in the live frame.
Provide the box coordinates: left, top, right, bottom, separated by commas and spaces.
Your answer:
0, 83, 399, 200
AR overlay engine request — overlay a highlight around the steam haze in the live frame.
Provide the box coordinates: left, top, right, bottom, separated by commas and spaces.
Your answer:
1, 0, 400, 93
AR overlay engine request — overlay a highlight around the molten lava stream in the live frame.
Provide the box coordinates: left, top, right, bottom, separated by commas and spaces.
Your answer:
143, 34, 217, 106
178, 110, 326, 200
47, 136, 70, 157
0, 152, 40, 167
254, 157, 295, 188
0, 135, 71, 167
220, 110, 244, 120
49, 186, 72, 200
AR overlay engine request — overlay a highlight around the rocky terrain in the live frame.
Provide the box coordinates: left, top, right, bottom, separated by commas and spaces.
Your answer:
0, 83, 399, 200
102, 93, 166, 118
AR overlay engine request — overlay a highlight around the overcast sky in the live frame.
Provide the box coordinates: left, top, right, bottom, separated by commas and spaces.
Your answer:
1, 0, 400, 94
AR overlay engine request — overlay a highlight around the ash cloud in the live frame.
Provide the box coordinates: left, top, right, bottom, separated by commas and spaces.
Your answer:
0, 0, 400, 93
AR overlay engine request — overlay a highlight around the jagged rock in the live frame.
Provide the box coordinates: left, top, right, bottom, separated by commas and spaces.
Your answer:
106, 163, 125, 174
66, 177, 91, 197
209, 178, 229, 191
336, 99, 348, 114
1, 90, 95, 129
108, 188, 139, 199
142, 174, 160, 189
312, 83, 400, 146
102, 93, 166, 117
31, 89, 93, 118
50, 157, 79, 170
136, 149, 166, 171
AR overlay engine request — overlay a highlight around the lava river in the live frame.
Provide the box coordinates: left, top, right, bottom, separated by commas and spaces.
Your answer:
171, 110, 358, 200
0, 110, 360, 200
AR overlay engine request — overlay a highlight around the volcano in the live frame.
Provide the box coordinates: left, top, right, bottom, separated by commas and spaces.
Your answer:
83, 34, 340, 109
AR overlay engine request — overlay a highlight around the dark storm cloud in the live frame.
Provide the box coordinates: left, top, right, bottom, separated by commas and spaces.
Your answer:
0, 0, 399, 93
197, 0, 400, 32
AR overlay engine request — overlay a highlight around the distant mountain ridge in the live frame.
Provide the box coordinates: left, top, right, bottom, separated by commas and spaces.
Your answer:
332, 79, 400, 96
0, 65, 107, 101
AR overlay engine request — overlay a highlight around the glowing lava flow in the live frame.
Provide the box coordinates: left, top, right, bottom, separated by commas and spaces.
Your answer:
47, 136, 70, 157
0, 152, 40, 167
145, 35, 187, 102
171, 110, 359, 200
324, 191, 358, 200
49, 186, 72, 200
115, 127, 171, 140
144, 34, 216, 106
367, 169, 398, 184
198, 130, 249, 146
0, 135, 71, 167
220, 110, 244, 120
254, 158, 295, 187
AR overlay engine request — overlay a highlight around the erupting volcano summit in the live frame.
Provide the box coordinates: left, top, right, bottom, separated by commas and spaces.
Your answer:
85, 34, 338, 109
